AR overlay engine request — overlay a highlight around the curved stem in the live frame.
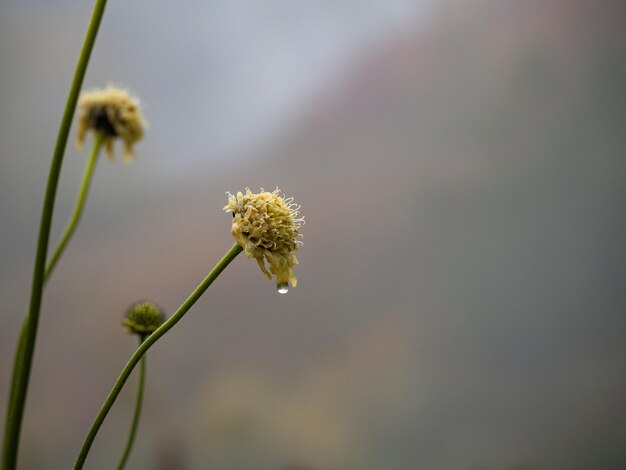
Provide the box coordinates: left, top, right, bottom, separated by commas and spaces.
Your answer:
117, 337, 147, 470
1, 2, 108, 468
45, 131, 104, 279
3, 133, 104, 468
74, 243, 243, 469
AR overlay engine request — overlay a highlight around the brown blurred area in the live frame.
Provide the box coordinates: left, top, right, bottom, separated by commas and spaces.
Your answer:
1, 0, 625, 468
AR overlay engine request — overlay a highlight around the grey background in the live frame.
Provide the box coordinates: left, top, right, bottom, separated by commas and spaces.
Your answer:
1, 0, 625, 468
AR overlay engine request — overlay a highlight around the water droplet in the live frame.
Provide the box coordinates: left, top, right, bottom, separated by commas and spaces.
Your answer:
277, 282, 289, 294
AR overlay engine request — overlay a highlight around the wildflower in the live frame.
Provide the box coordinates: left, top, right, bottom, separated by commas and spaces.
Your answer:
76, 86, 145, 161
123, 301, 166, 337
224, 188, 304, 290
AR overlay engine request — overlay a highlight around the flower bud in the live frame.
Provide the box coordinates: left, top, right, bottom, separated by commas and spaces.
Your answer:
123, 301, 166, 337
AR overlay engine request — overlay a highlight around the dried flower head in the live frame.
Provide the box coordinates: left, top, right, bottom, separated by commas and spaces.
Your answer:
76, 86, 145, 161
123, 301, 166, 337
224, 188, 304, 291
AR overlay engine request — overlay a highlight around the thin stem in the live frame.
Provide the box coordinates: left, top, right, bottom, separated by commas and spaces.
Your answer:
45, 131, 105, 279
3, 133, 105, 468
1, 326, 27, 464
74, 243, 243, 469
1, 2, 108, 469
117, 337, 147, 470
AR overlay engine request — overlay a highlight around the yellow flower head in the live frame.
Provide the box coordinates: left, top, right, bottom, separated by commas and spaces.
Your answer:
224, 188, 304, 291
76, 86, 145, 161
123, 301, 166, 337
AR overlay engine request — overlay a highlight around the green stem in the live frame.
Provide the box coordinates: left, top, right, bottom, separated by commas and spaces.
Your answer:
74, 243, 243, 469
45, 131, 104, 279
3, 133, 104, 469
1, 2, 108, 469
117, 337, 147, 470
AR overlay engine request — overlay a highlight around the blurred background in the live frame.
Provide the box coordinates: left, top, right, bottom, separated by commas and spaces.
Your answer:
1, 0, 625, 468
